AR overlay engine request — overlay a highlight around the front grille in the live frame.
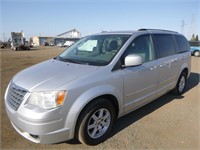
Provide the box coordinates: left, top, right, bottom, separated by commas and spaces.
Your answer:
7, 83, 27, 111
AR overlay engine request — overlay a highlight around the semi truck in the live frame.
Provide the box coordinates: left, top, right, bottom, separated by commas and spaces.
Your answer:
11, 32, 30, 50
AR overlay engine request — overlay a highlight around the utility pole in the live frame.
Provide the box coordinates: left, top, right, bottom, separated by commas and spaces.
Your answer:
187, 14, 195, 40
180, 20, 186, 36
3, 32, 5, 42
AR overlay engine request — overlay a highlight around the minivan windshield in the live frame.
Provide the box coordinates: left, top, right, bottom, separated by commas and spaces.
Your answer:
57, 34, 131, 66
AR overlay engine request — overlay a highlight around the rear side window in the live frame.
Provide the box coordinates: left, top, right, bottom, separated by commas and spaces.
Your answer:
153, 34, 176, 58
175, 35, 190, 53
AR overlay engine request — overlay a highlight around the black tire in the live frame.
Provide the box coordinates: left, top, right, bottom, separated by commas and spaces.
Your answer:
173, 71, 187, 95
194, 51, 200, 57
76, 98, 116, 145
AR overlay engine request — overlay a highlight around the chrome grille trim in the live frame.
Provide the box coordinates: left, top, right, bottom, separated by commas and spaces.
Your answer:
7, 83, 27, 111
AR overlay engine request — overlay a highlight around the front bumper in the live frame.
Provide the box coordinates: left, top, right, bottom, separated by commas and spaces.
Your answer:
5, 103, 72, 144
5, 90, 73, 144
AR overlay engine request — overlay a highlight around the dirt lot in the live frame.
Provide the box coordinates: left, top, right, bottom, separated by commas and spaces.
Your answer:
1, 47, 199, 149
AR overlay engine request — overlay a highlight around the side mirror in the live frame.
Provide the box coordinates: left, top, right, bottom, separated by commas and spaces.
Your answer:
124, 54, 143, 67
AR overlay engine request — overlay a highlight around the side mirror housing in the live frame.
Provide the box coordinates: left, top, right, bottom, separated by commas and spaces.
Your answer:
124, 54, 143, 67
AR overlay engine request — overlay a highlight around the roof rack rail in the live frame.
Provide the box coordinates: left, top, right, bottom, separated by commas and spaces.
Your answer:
138, 28, 178, 33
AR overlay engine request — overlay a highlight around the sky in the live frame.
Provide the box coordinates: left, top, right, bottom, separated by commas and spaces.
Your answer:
0, 0, 199, 41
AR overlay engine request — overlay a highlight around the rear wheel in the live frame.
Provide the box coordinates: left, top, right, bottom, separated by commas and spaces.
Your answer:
173, 71, 187, 95
76, 98, 116, 145
194, 51, 200, 57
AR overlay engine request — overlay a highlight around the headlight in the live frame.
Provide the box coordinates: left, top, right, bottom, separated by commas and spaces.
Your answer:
27, 91, 67, 109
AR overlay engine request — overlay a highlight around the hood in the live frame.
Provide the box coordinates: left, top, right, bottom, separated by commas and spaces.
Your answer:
12, 59, 99, 91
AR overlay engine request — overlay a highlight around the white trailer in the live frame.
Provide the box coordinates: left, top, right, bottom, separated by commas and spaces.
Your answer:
11, 32, 30, 50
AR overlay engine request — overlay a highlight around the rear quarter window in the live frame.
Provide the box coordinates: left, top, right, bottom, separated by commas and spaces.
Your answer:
175, 35, 190, 53
153, 34, 176, 58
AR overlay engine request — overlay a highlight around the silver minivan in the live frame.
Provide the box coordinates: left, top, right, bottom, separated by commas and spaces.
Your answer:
5, 29, 191, 145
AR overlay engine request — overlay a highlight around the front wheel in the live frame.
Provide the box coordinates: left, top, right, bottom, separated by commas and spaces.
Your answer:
76, 98, 116, 145
173, 71, 187, 95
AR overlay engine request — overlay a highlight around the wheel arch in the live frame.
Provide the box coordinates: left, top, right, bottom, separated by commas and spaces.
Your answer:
193, 49, 199, 52
78, 94, 119, 121
64, 85, 122, 139
179, 62, 190, 79
182, 68, 189, 77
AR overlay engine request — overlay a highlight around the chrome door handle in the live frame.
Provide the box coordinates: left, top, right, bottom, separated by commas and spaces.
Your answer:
171, 58, 178, 63
150, 66, 157, 70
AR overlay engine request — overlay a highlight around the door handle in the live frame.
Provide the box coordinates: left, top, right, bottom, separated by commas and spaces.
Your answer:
150, 66, 157, 70
171, 58, 178, 63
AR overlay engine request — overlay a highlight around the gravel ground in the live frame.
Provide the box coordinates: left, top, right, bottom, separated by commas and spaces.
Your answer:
1, 46, 199, 149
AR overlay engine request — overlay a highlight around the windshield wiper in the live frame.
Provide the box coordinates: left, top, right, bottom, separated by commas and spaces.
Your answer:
56, 56, 89, 65
65, 58, 83, 64
54, 56, 63, 60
